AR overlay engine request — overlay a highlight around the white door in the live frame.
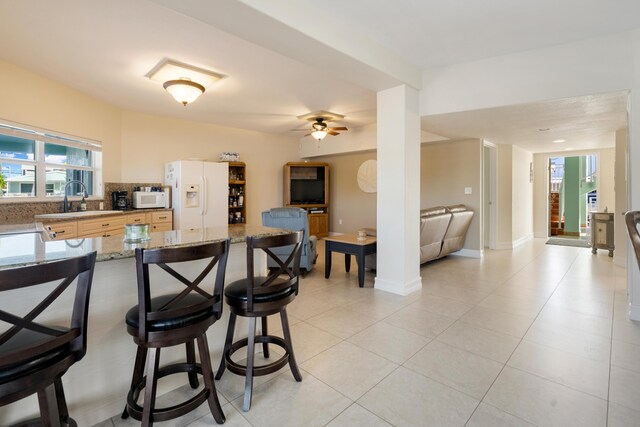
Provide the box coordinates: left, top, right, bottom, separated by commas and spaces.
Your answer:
203, 162, 229, 228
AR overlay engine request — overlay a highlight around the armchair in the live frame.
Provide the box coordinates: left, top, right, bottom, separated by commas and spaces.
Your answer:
261, 207, 317, 272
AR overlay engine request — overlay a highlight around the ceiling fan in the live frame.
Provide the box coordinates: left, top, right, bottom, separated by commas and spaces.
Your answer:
293, 111, 348, 140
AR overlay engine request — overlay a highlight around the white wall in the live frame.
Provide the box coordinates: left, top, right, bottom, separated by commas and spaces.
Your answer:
512, 145, 534, 243
313, 151, 377, 234
120, 111, 300, 226
421, 139, 482, 252
0, 59, 122, 183
300, 125, 447, 158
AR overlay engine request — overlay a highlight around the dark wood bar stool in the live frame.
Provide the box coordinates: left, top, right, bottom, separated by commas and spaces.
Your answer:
0, 252, 97, 427
121, 240, 230, 426
215, 231, 303, 411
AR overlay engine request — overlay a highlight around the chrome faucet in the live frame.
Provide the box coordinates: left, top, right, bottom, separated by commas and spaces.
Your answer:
63, 180, 88, 213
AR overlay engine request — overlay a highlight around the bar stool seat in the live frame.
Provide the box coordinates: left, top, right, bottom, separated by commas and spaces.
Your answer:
224, 278, 296, 304
125, 294, 213, 332
0, 329, 70, 383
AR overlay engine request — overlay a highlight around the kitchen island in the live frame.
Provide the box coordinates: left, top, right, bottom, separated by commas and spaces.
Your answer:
0, 224, 290, 426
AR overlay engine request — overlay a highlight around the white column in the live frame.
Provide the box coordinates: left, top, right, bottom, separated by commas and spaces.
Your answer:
628, 30, 640, 320
628, 93, 640, 321
375, 85, 422, 295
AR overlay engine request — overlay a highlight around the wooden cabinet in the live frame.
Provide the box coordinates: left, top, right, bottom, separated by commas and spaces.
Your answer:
126, 213, 146, 224
284, 162, 329, 238
44, 210, 173, 240
225, 161, 246, 224
78, 216, 127, 237
148, 210, 173, 232
46, 221, 77, 240
308, 213, 329, 237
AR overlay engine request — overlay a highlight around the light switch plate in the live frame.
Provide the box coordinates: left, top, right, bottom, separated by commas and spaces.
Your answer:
464, 187, 472, 194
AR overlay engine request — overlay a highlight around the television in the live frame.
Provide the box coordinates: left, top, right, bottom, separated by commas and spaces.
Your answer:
290, 179, 325, 204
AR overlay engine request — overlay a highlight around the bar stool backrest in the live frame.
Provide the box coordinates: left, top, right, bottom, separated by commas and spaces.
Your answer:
245, 231, 303, 312
134, 240, 230, 342
0, 251, 97, 368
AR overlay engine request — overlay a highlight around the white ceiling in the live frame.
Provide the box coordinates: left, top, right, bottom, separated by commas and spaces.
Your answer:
0, 0, 376, 135
0, 1, 635, 150
308, 0, 640, 69
422, 92, 628, 153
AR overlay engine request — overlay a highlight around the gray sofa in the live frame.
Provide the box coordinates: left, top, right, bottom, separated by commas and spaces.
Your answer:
365, 204, 474, 269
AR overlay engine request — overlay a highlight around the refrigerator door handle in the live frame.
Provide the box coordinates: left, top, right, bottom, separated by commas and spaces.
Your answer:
202, 175, 208, 216
200, 176, 205, 216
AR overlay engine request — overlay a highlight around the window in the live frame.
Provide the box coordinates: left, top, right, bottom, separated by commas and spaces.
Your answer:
0, 121, 102, 200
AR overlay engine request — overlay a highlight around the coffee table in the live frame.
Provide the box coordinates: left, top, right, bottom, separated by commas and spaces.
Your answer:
324, 234, 377, 288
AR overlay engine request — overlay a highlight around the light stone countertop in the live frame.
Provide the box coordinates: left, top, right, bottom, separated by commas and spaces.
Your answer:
0, 224, 290, 269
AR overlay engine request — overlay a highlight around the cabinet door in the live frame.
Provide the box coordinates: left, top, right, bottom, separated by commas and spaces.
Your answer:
308, 214, 328, 237
78, 216, 126, 236
46, 221, 78, 240
151, 222, 173, 232
126, 213, 146, 224
151, 211, 173, 224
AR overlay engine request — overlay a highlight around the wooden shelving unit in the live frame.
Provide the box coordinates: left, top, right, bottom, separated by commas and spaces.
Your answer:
226, 161, 246, 224
284, 162, 329, 237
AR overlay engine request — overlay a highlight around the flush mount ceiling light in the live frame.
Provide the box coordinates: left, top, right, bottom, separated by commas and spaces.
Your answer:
162, 79, 205, 106
552, 139, 566, 143
146, 59, 225, 106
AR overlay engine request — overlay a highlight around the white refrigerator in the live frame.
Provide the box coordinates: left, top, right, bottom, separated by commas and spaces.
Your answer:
164, 160, 229, 230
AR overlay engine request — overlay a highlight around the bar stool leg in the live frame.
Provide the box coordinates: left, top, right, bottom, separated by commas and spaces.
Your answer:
196, 334, 226, 424
122, 346, 148, 419
53, 377, 72, 426
261, 316, 270, 358
38, 383, 62, 427
185, 340, 200, 388
142, 348, 161, 426
243, 317, 257, 412
215, 313, 236, 380
280, 308, 302, 381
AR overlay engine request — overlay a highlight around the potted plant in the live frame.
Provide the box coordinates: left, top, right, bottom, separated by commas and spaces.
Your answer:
0, 173, 5, 196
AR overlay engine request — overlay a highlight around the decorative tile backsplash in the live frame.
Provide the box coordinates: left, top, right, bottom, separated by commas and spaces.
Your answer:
0, 182, 161, 225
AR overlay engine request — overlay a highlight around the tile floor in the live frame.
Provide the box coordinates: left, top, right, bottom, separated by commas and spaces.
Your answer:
96, 238, 640, 426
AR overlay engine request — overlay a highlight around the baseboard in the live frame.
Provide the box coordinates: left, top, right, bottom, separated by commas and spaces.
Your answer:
450, 248, 482, 258
495, 242, 513, 250
374, 276, 422, 296
512, 234, 534, 248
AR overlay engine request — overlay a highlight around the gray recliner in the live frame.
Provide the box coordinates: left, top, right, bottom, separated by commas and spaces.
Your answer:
261, 207, 317, 272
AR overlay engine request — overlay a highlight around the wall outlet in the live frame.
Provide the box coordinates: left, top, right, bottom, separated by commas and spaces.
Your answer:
464, 187, 472, 195
339, 219, 343, 225
99, 201, 104, 210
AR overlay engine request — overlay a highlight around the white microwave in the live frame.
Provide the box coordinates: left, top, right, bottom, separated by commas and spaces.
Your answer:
133, 191, 167, 209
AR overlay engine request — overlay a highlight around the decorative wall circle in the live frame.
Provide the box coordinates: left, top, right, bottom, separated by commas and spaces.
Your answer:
357, 159, 377, 193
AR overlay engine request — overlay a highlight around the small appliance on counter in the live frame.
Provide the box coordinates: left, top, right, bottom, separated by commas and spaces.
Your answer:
133, 191, 167, 209
112, 191, 129, 210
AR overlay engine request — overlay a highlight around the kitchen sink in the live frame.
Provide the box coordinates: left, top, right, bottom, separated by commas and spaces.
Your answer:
35, 210, 125, 219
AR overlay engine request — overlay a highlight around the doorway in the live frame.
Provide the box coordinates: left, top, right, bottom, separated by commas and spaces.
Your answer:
483, 142, 497, 249
548, 154, 597, 239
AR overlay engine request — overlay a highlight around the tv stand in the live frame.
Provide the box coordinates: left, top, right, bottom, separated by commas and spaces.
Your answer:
284, 162, 329, 237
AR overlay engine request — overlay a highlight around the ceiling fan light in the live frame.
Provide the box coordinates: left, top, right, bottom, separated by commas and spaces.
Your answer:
163, 78, 205, 106
311, 130, 328, 140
